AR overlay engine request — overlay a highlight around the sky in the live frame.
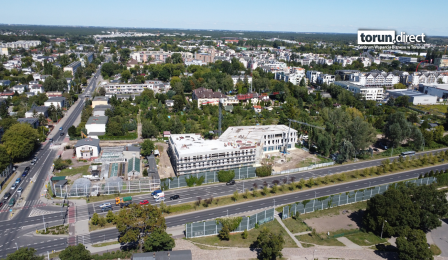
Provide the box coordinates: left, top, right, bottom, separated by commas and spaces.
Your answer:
1, 0, 448, 36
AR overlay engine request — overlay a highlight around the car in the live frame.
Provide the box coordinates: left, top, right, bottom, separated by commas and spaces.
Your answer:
60, 132, 64, 136
22, 172, 27, 177
3, 192, 11, 200
98, 202, 111, 208
11, 183, 17, 190
0, 202, 3, 208
101, 205, 113, 212
139, 200, 149, 205
30, 161, 35, 166
170, 195, 180, 200
155, 197, 165, 203
226, 180, 236, 186
17, 187, 23, 194
153, 192, 165, 199
49, 138, 53, 142
33, 156, 37, 160
15, 178, 21, 184
120, 202, 131, 208
25, 167, 30, 171
59, 127, 63, 131
151, 189, 163, 196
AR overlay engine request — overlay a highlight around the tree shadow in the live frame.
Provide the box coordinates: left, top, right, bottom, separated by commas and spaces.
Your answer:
372, 244, 399, 260
441, 218, 448, 225
347, 209, 365, 229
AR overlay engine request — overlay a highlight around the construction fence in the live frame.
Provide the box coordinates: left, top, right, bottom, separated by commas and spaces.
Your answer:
272, 162, 335, 175
281, 176, 437, 219
185, 208, 275, 238
162, 166, 257, 189
53, 179, 161, 197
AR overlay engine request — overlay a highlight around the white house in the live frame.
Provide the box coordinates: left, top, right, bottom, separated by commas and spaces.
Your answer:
165, 100, 174, 107
25, 106, 48, 118
11, 85, 28, 94
44, 97, 66, 108
306, 71, 322, 84
85, 116, 108, 136
317, 74, 335, 85
30, 85, 44, 95
74, 138, 101, 159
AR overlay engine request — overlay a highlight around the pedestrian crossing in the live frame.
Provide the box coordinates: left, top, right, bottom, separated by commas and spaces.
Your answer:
28, 208, 60, 217
0, 200, 47, 213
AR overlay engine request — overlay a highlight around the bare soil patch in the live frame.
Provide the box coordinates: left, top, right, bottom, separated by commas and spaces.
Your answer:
305, 210, 365, 233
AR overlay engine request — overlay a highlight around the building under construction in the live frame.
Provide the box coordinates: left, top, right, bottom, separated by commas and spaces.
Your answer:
168, 125, 298, 175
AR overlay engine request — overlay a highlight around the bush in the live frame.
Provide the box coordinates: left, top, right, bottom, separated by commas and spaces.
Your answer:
217, 170, 235, 182
256, 165, 272, 177
91, 213, 99, 225
242, 229, 248, 239
53, 158, 72, 170
218, 225, 230, 240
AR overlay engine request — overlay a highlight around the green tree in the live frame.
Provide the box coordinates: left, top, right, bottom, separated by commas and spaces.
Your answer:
0, 145, 11, 173
68, 125, 77, 137
2, 123, 39, 160
5, 247, 44, 260
217, 170, 235, 182
142, 121, 159, 138
384, 112, 412, 147
106, 210, 115, 223
172, 95, 185, 112
59, 244, 91, 260
396, 229, 433, 260
143, 228, 175, 252
121, 70, 131, 82
393, 83, 407, 89
116, 203, 166, 250
143, 168, 148, 176
141, 139, 155, 156
255, 228, 285, 260
218, 225, 230, 240
91, 213, 99, 225
106, 121, 125, 136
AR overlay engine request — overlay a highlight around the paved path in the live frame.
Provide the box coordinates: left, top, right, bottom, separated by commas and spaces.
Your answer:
274, 215, 303, 248
336, 236, 362, 249
430, 220, 448, 257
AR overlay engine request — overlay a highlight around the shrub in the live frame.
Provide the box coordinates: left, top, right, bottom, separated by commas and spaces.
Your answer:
91, 213, 99, 225
242, 229, 248, 239
256, 165, 272, 177
218, 225, 230, 240
217, 170, 235, 182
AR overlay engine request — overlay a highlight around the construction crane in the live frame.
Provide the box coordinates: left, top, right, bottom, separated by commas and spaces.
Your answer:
282, 119, 325, 153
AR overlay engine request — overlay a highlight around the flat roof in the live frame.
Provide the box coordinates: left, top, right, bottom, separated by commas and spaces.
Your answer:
387, 89, 436, 98
420, 83, 448, 91
86, 116, 108, 125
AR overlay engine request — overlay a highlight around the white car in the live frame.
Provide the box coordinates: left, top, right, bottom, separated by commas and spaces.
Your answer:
155, 197, 165, 203
99, 202, 111, 208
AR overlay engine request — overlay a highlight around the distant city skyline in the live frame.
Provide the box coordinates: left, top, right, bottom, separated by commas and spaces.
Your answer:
1, 0, 448, 36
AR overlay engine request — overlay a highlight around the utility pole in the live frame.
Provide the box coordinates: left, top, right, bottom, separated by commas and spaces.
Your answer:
43, 215, 46, 232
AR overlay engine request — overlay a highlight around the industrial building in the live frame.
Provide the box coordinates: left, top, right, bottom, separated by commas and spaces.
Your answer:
168, 125, 298, 175
387, 89, 438, 105
419, 84, 448, 99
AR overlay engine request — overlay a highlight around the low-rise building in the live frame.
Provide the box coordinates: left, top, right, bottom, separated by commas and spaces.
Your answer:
63, 61, 82, 76
11, 84, 28, 94
334, 81, 384, 101
387, 89, 438, 105
419, 83, 448, 99
25, 106, 48, 118
92, 96, 109, 109
93, 104, 112, 117
75, 138, 101, 159
17, 118, 39, 128
44, 97, 65, 108
85, 116, 108, 136
192, 87, 227, 108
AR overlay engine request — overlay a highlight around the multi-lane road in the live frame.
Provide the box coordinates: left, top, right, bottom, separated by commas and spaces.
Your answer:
0, 64, 103, 258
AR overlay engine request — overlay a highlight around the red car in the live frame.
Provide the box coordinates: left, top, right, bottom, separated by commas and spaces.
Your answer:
139, 200, 149, 205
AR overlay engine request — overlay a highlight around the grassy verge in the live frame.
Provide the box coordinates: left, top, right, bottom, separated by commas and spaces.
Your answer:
340, 229, 387, 246
281, 201, 368, 220
296, 232, 345, 247
281, 218, 311, 233
189, 219, 297, 248
430, 244, 442, 255
0, 173, 15, 192
55, 165, 90, 177
38, 224, 69, 235
99, 132, 137, 140
89, 221, 115, 232
92, 241, 120, 247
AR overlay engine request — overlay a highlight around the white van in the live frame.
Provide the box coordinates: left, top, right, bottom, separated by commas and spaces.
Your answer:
153, 192, 165, 199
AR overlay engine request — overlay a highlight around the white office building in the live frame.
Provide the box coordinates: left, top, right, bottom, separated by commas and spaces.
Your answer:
334, 81, 384, 101
168, 125, 298, 175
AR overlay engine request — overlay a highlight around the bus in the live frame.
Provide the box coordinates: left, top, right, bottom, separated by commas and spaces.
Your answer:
400, 151, 416, 157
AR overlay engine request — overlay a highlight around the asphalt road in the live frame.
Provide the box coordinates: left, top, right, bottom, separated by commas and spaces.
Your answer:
0, 64, 103, 258
62, 163, 448, 252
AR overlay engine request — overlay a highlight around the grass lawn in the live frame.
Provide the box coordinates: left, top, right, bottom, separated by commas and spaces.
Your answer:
55, 165, 90, 177
99, 132, 137, 140
281, 201, 367, 220
296, 232, 345, 247
92, 241, 120, 247
430, 244, 442, 255
412, 104, 448, 116
0, 174, 15, 192
89, 221, 115, 232
189, 219, 298, 248
282, 218, 311, 233
341, 230, 387, 246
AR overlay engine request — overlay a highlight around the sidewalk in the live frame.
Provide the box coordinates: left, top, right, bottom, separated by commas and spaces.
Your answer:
274, 215, 303, 248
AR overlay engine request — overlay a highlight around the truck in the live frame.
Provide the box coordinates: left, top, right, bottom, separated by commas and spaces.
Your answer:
153, 192, 165, 199
115, 196, 132, 205
151, 189, 162, 196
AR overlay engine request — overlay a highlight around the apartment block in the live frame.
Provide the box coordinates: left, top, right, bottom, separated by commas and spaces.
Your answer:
168, 125, 298, 175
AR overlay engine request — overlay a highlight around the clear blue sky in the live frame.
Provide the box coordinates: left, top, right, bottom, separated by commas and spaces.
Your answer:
2, 0, 447, 36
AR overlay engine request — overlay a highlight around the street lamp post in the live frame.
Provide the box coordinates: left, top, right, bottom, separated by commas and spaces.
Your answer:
273, 199, 276, 208
15, 243, 18, 251
381, 220, 387, 239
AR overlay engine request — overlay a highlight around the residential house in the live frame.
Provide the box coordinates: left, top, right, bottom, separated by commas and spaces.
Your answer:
306, 71, 322, 84
44, 97, 66, 109
17, 118, 39, 129
192, 87, 227, 108
74, 138, 101, 159
165, 99, 174, 107
253, 105, 262, 113
25, 106, 48, 118
92, 96, 109, 109
11, 84, 28, 94
30, 84, 44, 95
85, 116, 108, 136
0, 80, 11, 87
63, 61, 82, 76
317, 74, 335, 85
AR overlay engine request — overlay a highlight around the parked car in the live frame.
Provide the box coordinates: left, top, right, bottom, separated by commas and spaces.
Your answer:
226, 180, 236, 186
17, 187, 23, 194
10, 183, 17, 190
170, 195, 180, 200
99, 202, 112, 208
3, 192, 11, 200
22, 171, 28, 177
25, 167, 30, 171
15, 178, 21, 184
139, 200, 149, 205
30, 161, 35, 166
